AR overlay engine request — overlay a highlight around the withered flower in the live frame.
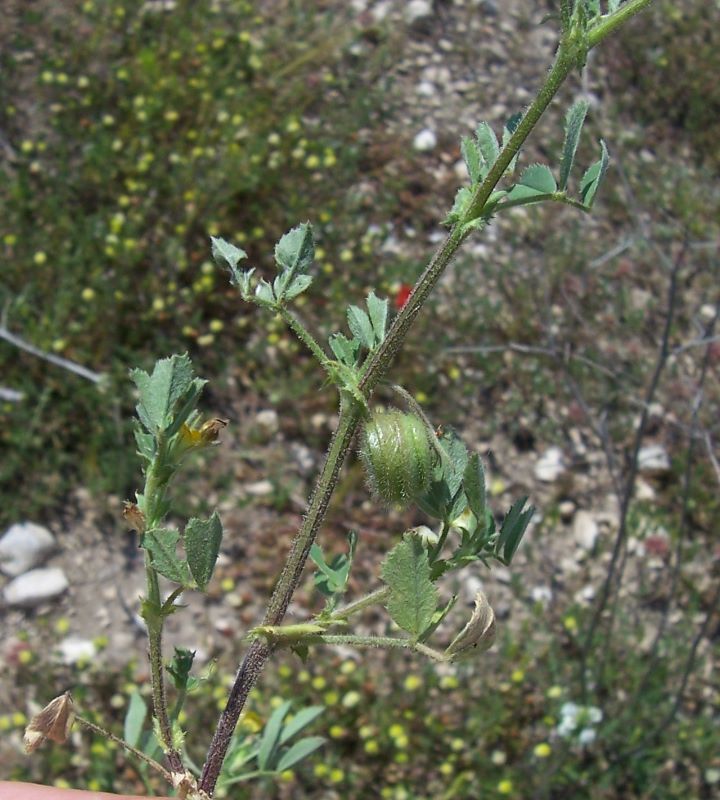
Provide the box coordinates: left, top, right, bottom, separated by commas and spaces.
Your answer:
24, 692, 75, 753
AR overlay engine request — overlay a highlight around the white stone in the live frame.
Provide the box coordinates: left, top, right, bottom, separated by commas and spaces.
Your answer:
416, 81, 436, 98
413, 128, 437, 152
56, 637, 97, 665
244, 480, 274, 497
254, 409, 279, 435
0, 522, 56, 577
4, 567, 69, 608
404, 0, 433, 28
534, 447, 565, 482
530, 585, 553, 604
638, 444, 671, 475
573, 510, 599, 551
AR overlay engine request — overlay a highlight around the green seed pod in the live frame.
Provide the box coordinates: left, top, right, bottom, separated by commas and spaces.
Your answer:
360, 410, 434, 508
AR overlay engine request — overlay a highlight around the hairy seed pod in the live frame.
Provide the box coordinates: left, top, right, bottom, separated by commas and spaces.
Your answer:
360, 411, 433, 507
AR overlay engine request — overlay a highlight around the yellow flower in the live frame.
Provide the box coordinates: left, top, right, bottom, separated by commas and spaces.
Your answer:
403, 674, 423, 691
81, 287, 95, 301
498, 779, 514, 795
534, 742, 552, 758
511, 669, 525, 683
33, 251, 47, 265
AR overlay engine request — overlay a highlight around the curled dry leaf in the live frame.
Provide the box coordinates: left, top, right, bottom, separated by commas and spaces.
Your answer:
444, 591, 496, 661
24, 692, 75, 753
199, 417, 229, 444
122, 501, 146, 533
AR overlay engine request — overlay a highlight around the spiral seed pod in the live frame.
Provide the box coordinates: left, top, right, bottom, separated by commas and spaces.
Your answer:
360, 410, 434, 508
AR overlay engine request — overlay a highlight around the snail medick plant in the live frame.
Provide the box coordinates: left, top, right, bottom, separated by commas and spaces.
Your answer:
24, 2, 657, 797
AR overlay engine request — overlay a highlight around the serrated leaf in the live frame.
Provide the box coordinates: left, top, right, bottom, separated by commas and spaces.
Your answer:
274, 222, 314, 275
463, 454, 487, 524
257, 700, 292, 770
502, 112, 523, 173
518, 163, 557, 194
419, 594, 457, 643
580, 139, 610, 208
279, 706, 324, 745
184, 512, 223, 591
347, 305, 375, 349
445, 591, 496, 660
444, 185, 473, 225
124, 691, 147, 749
166, 647, 195, 692
130, 353, 202, 433
366, 291, 388, 345
211, 236, 248, 285
163, 379, 206, 439
328, 332, 359, 367
238, 268, 255, 298
255, 278, 275, 305
143, 527, 191, 585
381, 536, 438, 639
461, 136, 482, 183
439, 427, 469, 498
276, 736, 325, 772
559, 99, 589, 190
134, 427, 155, 461
284, 274, 313, 300
496, 498, 534, 563
475, 122, 500, 168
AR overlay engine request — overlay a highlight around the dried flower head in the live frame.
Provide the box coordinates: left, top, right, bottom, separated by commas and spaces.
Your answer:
24, 693, 75, 753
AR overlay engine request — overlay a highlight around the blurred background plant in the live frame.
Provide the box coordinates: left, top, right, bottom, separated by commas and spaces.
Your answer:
1, 1, 718, 799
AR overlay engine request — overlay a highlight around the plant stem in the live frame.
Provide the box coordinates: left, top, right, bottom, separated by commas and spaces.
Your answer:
74, 714, 174, 783
139, 445, 184, 775
198, 4, 657, 793
587, 0, 655, 48
278, 306, 333, 373
329, 586, 390, 622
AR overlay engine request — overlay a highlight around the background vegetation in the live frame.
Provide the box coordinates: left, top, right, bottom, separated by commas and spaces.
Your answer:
1, 1, 718, 798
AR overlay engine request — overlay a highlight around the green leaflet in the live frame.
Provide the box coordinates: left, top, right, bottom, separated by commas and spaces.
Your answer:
382, 535, 438, 639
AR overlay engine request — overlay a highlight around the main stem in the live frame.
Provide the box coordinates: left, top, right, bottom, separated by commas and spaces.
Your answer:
198, 4, 655, 793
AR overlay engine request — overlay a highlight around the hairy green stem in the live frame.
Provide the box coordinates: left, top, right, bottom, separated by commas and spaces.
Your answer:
329, 586, 390, 622
278, 306, 333, 373
197, 4, 656, 793
139, 445, 184, 775
74, 715, 174, 783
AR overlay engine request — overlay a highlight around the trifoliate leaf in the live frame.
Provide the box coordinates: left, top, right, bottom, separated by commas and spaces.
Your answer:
143, 527, 191, 585
444, 186, 473, 226
184, 512, 223, 591
559, 99, 589, 191
475, 122, 500, 169
445, 591, 496, 660
519, 163, 557, 194
130, 353, 205, 434
284, 274, 313, 300
495, 497, 534, 563
274, 223, 314, 276
381, 535, 438, 639
580, 139, 610, 208
366, 291, 388, 344
502, 112, 523, 174
255, 278, 275, 305
328, 332, 360, 367
461, 135, 482, 183
463, 454, 487, 524
211, 236, 248, 285
347, 305, 375, 350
